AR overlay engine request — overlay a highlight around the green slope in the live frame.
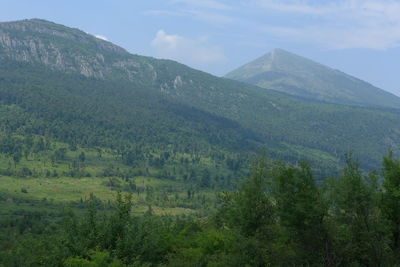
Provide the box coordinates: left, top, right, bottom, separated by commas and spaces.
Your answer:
225, 48, 400, 109
1, 19, 400, 174
140, 59, 400, 169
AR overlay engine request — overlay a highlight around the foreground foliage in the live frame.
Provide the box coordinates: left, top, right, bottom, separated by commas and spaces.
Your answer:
1, 153, 400, 266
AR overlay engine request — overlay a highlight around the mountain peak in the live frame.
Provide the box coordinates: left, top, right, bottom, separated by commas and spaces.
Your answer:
1, 18, 52, 25
226, 48, 311, 80
0, 18, 139, 79
266, 48, 299, 59
0, 18, 124, 51
17, 18, 55, 24
271, 48, 291, 54
265, 48, 322, 69
0, 18, 78, 34
225, 49, 400, 108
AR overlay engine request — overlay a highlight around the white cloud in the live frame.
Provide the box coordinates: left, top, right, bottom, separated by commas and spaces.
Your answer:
151, 30, 225, 66
94, 34, 108, 41
251, 0, 400, 50
146, 0, 400, 50
251, 0, 337, 15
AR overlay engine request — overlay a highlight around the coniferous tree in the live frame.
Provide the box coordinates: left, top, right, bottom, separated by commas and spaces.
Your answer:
327, 154, 389, 266
381, 151, 400, 257
272, 162, 328, 265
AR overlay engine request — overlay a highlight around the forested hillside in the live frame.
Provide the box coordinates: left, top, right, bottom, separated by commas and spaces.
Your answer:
1, 18, 400, 266
1, 19, 400, 172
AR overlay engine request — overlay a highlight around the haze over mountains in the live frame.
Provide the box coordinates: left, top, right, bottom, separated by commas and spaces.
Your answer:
225, 48, 400, 109
1, 19, 400, 172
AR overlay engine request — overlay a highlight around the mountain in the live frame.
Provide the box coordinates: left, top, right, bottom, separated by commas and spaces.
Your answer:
225, 48, 400, 108
1, 19, 400, 174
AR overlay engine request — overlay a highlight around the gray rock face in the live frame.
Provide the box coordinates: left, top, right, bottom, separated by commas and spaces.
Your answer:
0, 19, 155, 81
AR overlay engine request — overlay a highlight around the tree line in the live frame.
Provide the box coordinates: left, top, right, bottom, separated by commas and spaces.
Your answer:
1, 152, 400, 266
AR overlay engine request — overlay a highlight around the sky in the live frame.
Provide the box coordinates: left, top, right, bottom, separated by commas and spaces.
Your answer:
1, 0, 400, 96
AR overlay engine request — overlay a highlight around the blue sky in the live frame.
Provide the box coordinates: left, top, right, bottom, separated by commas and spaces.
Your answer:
1, 0, 400, 95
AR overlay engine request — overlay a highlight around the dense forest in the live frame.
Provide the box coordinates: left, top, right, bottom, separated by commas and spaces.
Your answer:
1, 153, 400, 266
1, 19, 400, 172
1, 19, 400, 266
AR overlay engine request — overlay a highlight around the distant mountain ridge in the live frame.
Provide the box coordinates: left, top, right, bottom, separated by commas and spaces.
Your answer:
225, 49, 400, 108
1, 19, 400, 172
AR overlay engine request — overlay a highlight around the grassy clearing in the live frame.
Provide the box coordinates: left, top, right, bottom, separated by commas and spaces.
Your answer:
0, 175, 196, 215
281, 142, 340, 164
0, 137, 236, 217
0, 176, 117, 202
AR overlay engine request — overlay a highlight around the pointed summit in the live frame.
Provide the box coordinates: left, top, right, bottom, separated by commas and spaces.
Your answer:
225, 48, 304, 79
225, 49, 400, 108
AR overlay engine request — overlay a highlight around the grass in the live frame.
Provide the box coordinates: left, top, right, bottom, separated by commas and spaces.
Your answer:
0, 137, 236, 217
281, 142, 340, 165
0, 176, 117, 202
0, 175, 196, 215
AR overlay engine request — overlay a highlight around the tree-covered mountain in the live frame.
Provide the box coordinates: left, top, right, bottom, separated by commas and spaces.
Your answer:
1, 19, 400, 172
3, 19, 400, 267
225, 48, 400, 109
